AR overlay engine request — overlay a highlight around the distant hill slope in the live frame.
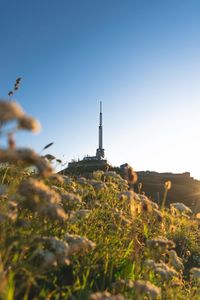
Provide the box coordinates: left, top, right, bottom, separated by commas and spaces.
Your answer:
63, 162, 200, 213
133, 171, 200, 213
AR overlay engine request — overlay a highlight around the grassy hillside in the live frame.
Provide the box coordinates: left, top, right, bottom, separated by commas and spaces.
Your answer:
109, 168, 200, 214
0, 100, 200, 299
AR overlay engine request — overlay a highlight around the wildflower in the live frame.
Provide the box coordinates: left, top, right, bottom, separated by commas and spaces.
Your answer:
170, 203, 192, 214
38, 203, 68, 222
112, 279, 134, 292
41, 237, 70, 265
124, 166, 138, 185
119, 190, 134, 202
91, 181, 107, 191
134, 280, 161, 299
65, 233, 96, 255
168, 250, 184, 271
165, 181, 172, 190
68, 209, 91, 223
118, 178, 129, 190
34, 249, 57, 269
161, 181, 172, 210
77, 177, 88, 185
93, 170, 104, 180
141, 199, 153, 213
147, 237, 175, 251
145, 260, 178, 280
18, 178, 61, 210
61, 192, 82, 208
119, 190, 139, 217
155, 266, 177, 280
196, 212, 200, 219
137, 194, 159, 209
90, 291, 124, 300
190, 267, 200, 280
145, 259, 156, 268
0, 148, 53, 177
48, 174, 64, 185
169, 225, 176, 234
74, 209, 91, 219
0, 100, 24, 122
113, 209, 132, 225
111, 279, 126, 292
18, 115, 41, 133
51, 185, 61, 192
105, 171, 120, 178
62, 175, 74, 185
138, 182, 142, 193
153, 208, 163, 222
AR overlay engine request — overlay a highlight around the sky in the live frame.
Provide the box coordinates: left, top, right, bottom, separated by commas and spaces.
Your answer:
0, 0, 200, 179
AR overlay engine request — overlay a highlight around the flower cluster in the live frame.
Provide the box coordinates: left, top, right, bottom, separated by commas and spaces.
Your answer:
0, 148, 52, 177
134, 280, 161, 299
90, 291, 124, 300
18, 178, 67, 221
65, 233, 96, 255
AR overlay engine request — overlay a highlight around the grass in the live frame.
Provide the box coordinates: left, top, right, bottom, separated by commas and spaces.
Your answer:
0, 99, 199, 299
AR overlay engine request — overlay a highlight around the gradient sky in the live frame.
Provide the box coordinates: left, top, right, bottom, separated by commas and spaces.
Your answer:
1, 0, 200, 179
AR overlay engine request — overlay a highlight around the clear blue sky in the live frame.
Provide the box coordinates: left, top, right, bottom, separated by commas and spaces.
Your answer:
1, 0, 200, 179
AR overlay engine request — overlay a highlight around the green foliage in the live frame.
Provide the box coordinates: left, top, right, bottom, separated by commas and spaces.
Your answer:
0, 167, 199, 299
0, 99, 199, 299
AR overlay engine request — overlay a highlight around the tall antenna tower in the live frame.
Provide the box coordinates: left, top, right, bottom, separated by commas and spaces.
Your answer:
96, 101, 105, 159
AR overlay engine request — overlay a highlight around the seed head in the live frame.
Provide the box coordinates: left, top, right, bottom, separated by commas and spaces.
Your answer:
0, 100, 24, 122
18, 115, 41, 133
168, 250, 184, 271
134, 280, 161, 299
124, 166, 138, 184
164, 181, 171, 190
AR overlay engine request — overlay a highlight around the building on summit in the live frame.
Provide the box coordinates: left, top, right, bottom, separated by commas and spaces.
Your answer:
63, 102, 110, 174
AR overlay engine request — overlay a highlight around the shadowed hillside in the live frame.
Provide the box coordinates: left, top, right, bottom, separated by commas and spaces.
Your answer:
62, 163, 200, 213
115, 169, 200, 213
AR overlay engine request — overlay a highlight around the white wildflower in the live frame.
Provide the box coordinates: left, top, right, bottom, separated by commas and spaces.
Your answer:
196, 212, 200, 219
42, 237, 70, 265
90, 291, 124, 300
170, 203, 192, 214
190, 267, 200, 280
77, 177, 88, 185
38, 203, 68, 222
0, 100, 24, 122
105, 171, 122, 182
147, 237, 175, 251
61, 192, 82, 208
34, 249, 57, 269
65, 233, 96, 255
134, 280, 161, 299
168, 250, 184, 271
119, 190, 134, 201
0, 149, 52, 177
92, 170, 104, 180
145, 259, 178, 280
62, 175, 74, 185
18, 115, 41, 133
18, 178, 61, 210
